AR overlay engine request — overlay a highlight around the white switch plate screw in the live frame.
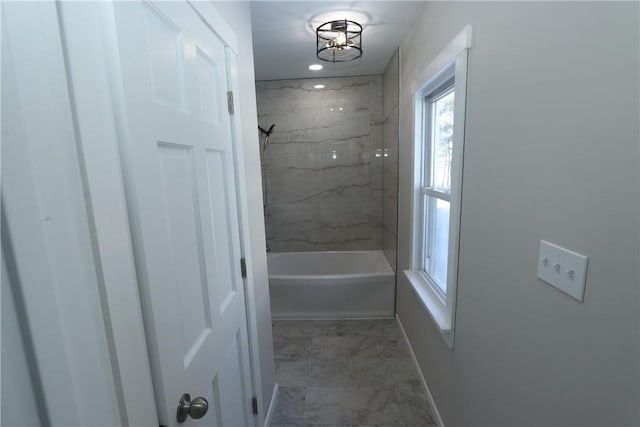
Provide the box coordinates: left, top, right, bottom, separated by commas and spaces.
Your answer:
537, 240, 589, 302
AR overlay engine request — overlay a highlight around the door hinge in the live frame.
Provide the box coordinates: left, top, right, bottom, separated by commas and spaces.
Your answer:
240, 257, 247, 278
227, 91, 234, 115
252, 396, 258, 415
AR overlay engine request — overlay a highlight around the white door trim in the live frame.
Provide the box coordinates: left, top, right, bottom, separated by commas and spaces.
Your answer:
57, 1, 262, 425
225, 46, 266, 425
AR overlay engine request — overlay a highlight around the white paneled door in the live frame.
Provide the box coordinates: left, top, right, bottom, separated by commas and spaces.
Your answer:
110, 2, 253, 426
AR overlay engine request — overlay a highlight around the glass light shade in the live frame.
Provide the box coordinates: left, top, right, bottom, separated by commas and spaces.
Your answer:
316, 19, 362, 63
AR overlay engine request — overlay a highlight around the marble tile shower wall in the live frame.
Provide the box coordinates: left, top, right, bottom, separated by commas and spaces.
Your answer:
256, 76, 384, 252
383, 50, 400, 271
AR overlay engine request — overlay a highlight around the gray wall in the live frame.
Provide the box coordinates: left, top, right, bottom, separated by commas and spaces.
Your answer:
383, 49, 400, 271
256, 76, 384, 252
396, 2, 640, 426
212, 2, 277, 418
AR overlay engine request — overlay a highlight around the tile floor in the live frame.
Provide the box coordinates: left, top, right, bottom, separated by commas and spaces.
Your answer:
271, 319, 438, 427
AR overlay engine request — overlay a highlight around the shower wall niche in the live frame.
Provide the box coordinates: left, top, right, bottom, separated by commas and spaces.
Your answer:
256, 76, 383, 252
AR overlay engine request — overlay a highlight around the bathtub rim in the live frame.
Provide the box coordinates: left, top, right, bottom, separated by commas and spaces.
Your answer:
267, 249, 394, 280
269, 271, 395, 281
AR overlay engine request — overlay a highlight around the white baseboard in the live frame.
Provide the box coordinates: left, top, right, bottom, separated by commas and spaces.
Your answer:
263, 382, 279, 427
396, 314, 445, 427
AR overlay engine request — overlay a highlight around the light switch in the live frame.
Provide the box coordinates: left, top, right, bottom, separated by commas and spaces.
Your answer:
537, 240, 589, 302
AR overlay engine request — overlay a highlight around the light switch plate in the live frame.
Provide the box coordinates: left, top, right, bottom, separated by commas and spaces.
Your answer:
537, 240, 589, 302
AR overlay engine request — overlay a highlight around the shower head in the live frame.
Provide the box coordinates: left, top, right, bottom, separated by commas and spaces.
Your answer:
258, 124, 275, 136
258, 123, 276, 150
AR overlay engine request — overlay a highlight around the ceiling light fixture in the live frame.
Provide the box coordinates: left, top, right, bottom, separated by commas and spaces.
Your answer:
308, 64, 323, 71
314, 84, 325, 89
316, 19, 362, 63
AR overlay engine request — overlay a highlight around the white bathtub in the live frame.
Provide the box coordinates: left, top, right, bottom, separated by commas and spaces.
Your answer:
268, 250, 395, 319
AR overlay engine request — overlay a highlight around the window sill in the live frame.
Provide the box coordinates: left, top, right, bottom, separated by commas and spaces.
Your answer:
403, 270, 453, 346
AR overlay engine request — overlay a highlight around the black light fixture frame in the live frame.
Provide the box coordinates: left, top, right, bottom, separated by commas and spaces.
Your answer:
316, 19, 362, 63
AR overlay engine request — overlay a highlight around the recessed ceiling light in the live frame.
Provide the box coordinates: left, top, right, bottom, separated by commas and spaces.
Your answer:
314, 84, 325, 89
308, 64, 323, 71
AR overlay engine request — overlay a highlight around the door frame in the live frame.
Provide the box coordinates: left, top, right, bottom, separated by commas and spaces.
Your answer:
57, 1, 264, 425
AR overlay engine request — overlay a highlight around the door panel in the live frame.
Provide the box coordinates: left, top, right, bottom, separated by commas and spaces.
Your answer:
205, 150, 238, 307
156, 143, 212, 361
142, 2, 189, 112
110, 1, 253, 425
196, 49, 222, 124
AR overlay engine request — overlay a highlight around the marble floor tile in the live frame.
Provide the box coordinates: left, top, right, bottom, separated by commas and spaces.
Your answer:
272, 387, 306, 425
308, 336, 362, 359
322, 320, 403, 338
272, 319, 436, 427
389, 359, 420, 383
307, 358, 352, 387
275, 359, 310, 387
404, 378, 428, 400
274, 337, 312, 359
310, 336, 410, 359
272, 320, 327, 339
363, 385, 436, 426
347, 359, 397, 387
304, 387, 372, 425
352, 336, 410, 359
304, 386, 435, 426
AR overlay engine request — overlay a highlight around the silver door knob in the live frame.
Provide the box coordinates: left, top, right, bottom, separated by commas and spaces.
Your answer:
177, 393, 208, 423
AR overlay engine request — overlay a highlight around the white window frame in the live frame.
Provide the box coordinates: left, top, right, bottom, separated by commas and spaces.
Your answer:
420, 78, 455, 297
404, 25, 472, 349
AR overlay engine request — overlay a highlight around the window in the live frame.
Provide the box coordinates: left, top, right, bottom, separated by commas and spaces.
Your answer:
421, 81, 455, 296
404, 26, 471, 349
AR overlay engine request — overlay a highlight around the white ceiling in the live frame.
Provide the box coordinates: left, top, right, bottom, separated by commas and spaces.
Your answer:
250, 1, 425, 81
